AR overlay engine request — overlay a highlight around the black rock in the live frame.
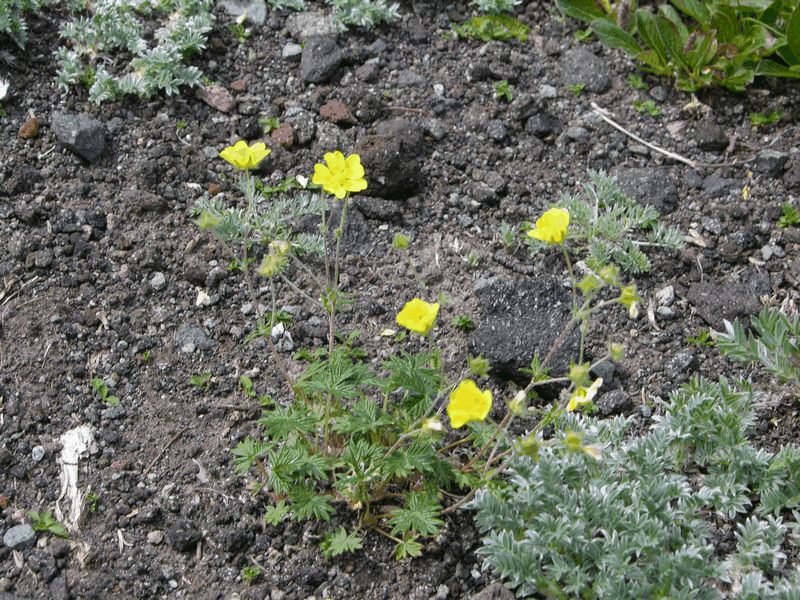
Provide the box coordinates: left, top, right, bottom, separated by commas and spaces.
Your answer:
51, 112, 107, 163
693, 118, 728, 152
597, 388, 633, 416
470, 582, 516, 600
167, 523, 202, 552
686, 278, 765, 329
353, 135, 423, 200
469, 276, 579, 384
353, 196, 403, 222
299, 36, 342, 84
560, 48, 611, 93
237, 116, 263, 141
0, 165, 40, 196
756, 150, 789, 178
614, 167, 677, 213
525, 112, 561, 139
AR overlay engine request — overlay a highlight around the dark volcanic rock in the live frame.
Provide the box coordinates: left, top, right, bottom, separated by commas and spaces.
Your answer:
51, 112, 107, 163
469, 276, 578, 383
614, 167, 678, 213
167, 523, 202, 552
686, 278, 765, 329
560, 48, 611, 93
693, 118, 728, 152
299, 36, 342, 84
353, 135, 422, 199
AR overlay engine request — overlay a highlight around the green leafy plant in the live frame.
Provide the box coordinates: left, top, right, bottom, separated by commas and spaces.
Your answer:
627, 73, 649, 90
778, 203, 800, 228
452, 14, 530, 42
55, 0, 214, 103
521, 171, 684, 274
452, 314, 476, 331
494, 79, 513, 102
473, 376, 800, 597
568, 82, 586, 96
321, 527, 364, 558
573, 27, 593, 41
557, 0, 800, 91
228, 20, 250, 44
85, 492, 100, 513
327, 0, 400, 29
687, 328, 714, 347
189, 372, 212, 391
717, 307, 800, 390
259, 116, 281, 134
0, 0, 50, 47
90, 377, 119, 405
241, 565, 261, 584
28, 510, 69, 538
750, 110, 783, 127
632, 98, 660, 117
470, 0, 520, 14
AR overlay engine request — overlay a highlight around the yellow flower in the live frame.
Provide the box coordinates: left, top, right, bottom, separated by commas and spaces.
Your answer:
396, 298, 439, 336
195, 210, 221, 229
219, 140, 270, 170
618, 284, 641, 319
567, 378, 603, 412
312, 151, 368, 199
447, 379, 492, 429
527, 207, 569, 245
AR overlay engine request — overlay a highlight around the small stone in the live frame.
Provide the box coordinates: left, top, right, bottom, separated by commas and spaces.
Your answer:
51, 112, 106, 163
655, 285, 674, 306
435, 584, 449, 600
229, 79, 247, 92
566, 126, 590, 142
649, 86, 668, 102
756, 149, 789, 178
167, 523, 202, 552
3, 524, 36, 550
208, 183, 222, 196
487, 119, 507, 141
320, 100, 357, 126
761, 245, 774, 261
174, 324, 216, 352
561, 48, 611, 93
694, 118, 728, 152
471, 582, 515, 600
282, 43, 303, 62
147, 530, 165, 545
286, 10, 338, 42
150, 272, 166, 291
597, 388, 633, 417
237, 116, 262, 140
18, 115, 40, 139
197, 85, 236, 113
299, 36, 342, 84
270, 123, 296, 149
526, 112, 561, 138
356, 62, 379, 82
537, 84, 557, 99
218, 0, 266, 25
397, 69, 424, 86
31, 446, 45, 462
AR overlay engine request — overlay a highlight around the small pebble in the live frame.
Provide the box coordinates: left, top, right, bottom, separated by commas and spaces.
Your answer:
31, 446, 45, 462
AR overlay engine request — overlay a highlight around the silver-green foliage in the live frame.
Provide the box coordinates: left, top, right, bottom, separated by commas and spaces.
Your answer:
0, 0, 49, 47
527, 170, 685, 274
473, 377, 800, 598
717, 307, 800, 390
326, 0, 400, 29
267, 0, 305, 10
56, 0, 213, 103
470, 0, 521, 15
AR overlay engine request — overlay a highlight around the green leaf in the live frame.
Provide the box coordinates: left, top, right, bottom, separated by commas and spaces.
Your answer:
259, 404, 319, 439
786, 5, 800, 62
387, 492, 444, 538
232, 437, 268, 476
332, 398, 393, 438
320, 527, 363, 558
289, 485, 334, 522
394, 536, 424, 560
590, 18, 641, 56
556, 0, 606, 23
264, 501, 290, 526
28, 510, 69, 538
756, 59, 800, 78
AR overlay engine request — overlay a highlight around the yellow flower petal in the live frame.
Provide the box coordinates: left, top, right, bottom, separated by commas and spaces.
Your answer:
396, 298, 439, 336
527, 207, 570, 245
447, 380, 492, 429
312, 150, 368, 199
219, 140, 270, 170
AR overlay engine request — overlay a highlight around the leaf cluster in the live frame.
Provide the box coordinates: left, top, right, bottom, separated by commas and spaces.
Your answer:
526, 170, 684, 274
234, 346, 481, 559
28, 510, 69, 538
474, 377, 800, 597
451, 14, 530, 42
326, 0, 400, 29
557, 0, 800, 91
0, 0, 50, 47
55, 0, 214, 103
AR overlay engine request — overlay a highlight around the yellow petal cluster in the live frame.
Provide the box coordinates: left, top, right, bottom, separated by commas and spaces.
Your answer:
312, 151, 368, 200
219, 140, 270, 170
447, 380, 492, 429
396, 298, 439, 336
528, 207, 570, 245
567, 378, 603, 412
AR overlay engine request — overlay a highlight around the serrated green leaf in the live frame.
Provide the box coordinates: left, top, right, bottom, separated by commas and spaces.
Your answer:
556, 0, 606, 23
394, 536, 423, 560
387, 492, 444, 538
321, 527, 363, 558
264, 501, 290, 526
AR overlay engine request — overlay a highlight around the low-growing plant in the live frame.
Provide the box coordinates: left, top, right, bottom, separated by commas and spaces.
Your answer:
750, 110, 784, 127
557, 0, 800, 91
189, 371, 212, 391
28, 510, 69, 538
567, 81, 586, 96
326, 0, 400, 30
632, 98, 660, 117
687, 328, 715, 347
55, 0, 214, 103
451, 13, 529, 42
512, 171, 684, 274
717, 307, 800, 391
451, 314, 476, 331
494, 79, 513, 102
777, 203, 800, 228
90, 377, 119, 405
627, 73, 649, 90
473, 376, 800, 596
259, 116, 281, 134
0, 0, 49, 47
241, 565, 261, 584
470, 0, 520, 15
